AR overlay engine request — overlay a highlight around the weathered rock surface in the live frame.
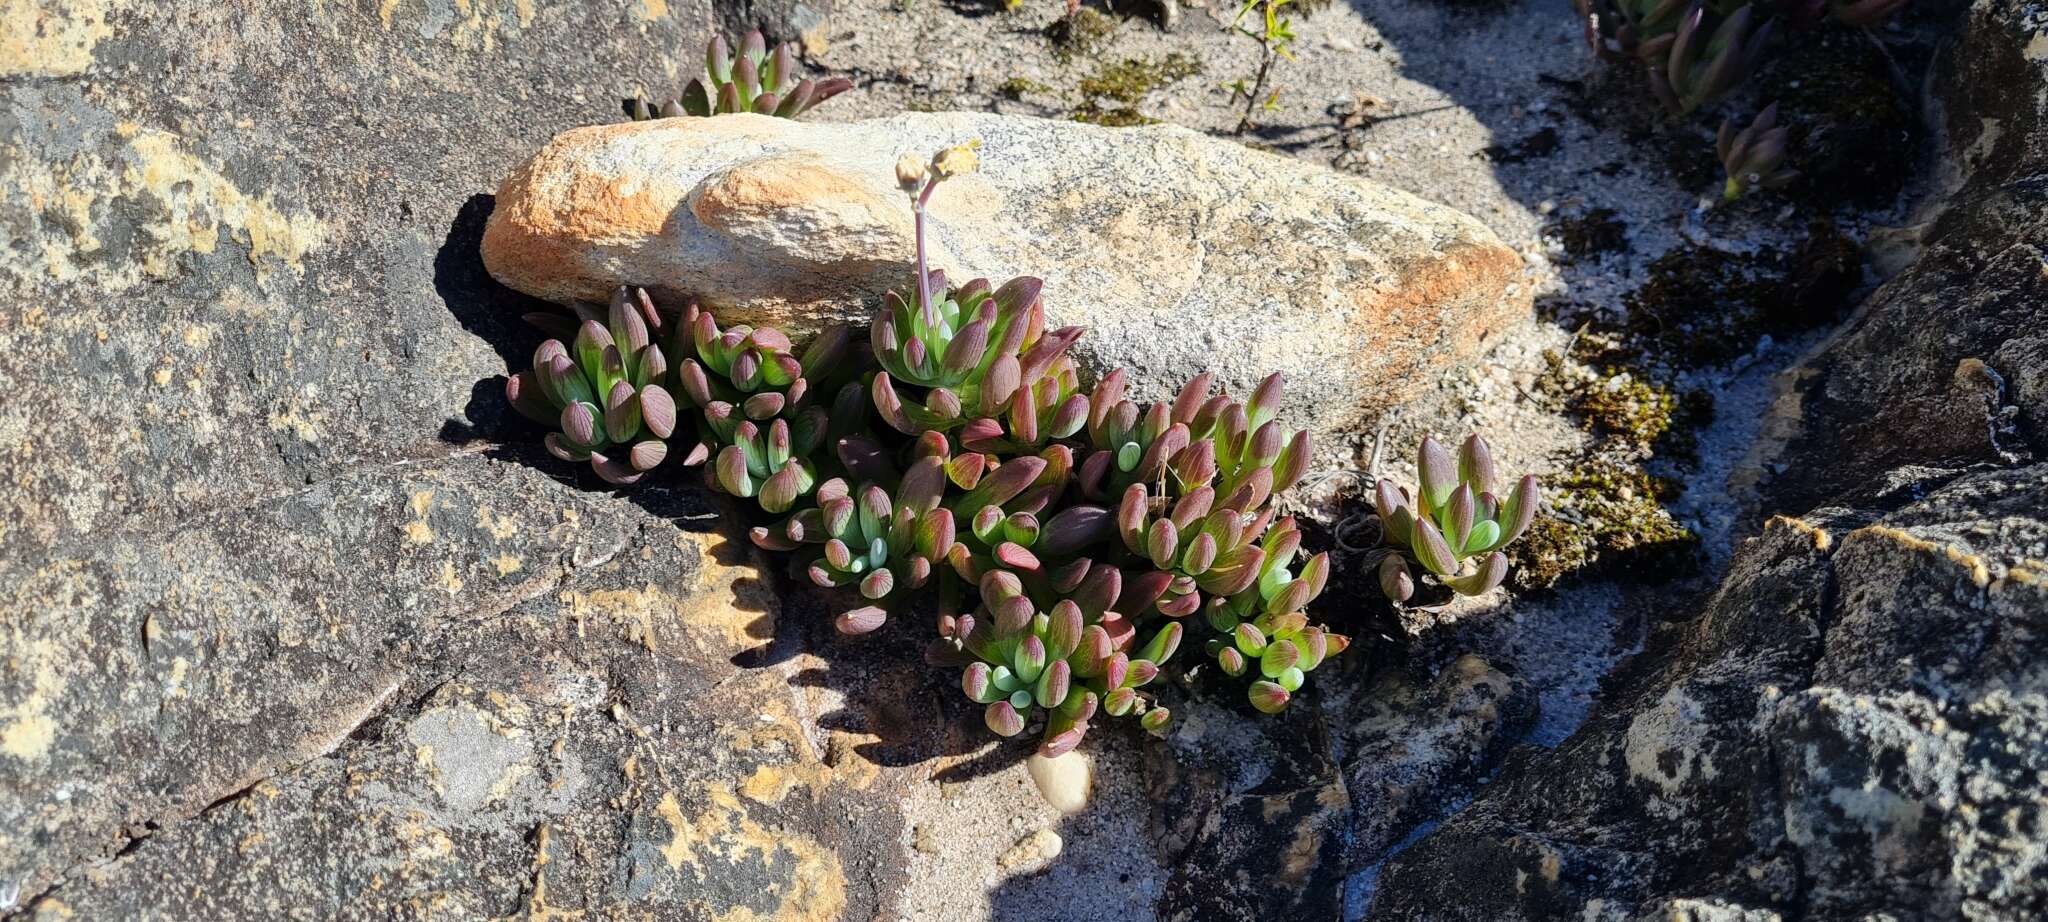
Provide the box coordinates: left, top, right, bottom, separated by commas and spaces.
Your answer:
1361, 4, 2048, 918
1754, 0, 2046, 512
8, 464, 923, 921
1145, 655, 1537, 921
1362, 468, 2048, 921
0, 2, 948, 917
480, 112, 1532, 435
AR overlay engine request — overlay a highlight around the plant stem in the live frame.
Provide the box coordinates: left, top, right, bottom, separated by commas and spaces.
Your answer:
914, 178, 940, 325
1236, 47, 1276, 136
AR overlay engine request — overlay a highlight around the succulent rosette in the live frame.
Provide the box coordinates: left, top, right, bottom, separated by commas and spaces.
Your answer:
1648, 5, 1776, 115
749, 453, 964, 635
1197, 516, 1346, 713
506, 288, 678, 485
951, 562, 1182, 754
669, 304, 862, 513
1374, 434, 1541, 603
624, 30, 852, 120
871, 142, 1087, 442
1718, 103, 1799, 202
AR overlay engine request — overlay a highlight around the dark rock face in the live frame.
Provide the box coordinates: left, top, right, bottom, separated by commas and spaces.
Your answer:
1150, 656, 1537, 921
1756, 0, 2046, 513
1360, 3, 2048, 918
0, 3, 933, 917
1363, 469, 2048, 921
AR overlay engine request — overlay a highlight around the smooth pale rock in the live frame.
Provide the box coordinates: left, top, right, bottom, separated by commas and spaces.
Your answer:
1026, 750, 1093, 815
481, 112, 1530, 435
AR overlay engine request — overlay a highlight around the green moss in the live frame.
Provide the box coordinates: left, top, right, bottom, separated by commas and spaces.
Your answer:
1077, 53, 1201, 104
1070, 102, 1160, 127
1045, 8, 1117, 62
1068, 53, 1199, 127
1521, 336, 1709, 589
1536, 342, 1710, 459
1508, 459, 1700, 590
997, 77, 1053, 100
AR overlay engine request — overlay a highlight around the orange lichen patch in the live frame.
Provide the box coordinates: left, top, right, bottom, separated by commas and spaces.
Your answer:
652, 785, 849, 922
673, 530, 778, 655
1850, 525, 1995, 588
1765, 514, 1834, 552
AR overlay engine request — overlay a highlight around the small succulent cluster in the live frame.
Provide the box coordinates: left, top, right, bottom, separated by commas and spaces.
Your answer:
1717, 103, 1798, 201
1577, 0, 1775, 116
506, 288, 679, 485
623, 30, 852, 121
508, 143, 1540, 759
1372, 434, 1540, 604
669, 303, 863, 513
1573, 0, 1911, 202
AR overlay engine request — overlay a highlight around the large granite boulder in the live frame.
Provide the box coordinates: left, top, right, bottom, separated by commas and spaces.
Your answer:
479, 113, 1532, 436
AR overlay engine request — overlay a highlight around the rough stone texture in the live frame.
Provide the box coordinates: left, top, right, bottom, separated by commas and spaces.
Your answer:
1361, 468, 2048, 921
8, 469, 920, 921
479, 112, 1532, 435
1144, 656, 1537, 921
1754, 0, 2047, 513
0, 2, 949, 917
1357, 7, 2048, 918
1338, 655, 1539, 865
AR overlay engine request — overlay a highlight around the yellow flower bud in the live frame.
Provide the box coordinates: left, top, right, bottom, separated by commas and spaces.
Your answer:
930, 140, 982, 178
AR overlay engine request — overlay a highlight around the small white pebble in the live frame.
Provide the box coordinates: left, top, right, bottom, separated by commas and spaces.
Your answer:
1026, 751, 1092, 814
999, 828, 1064, 870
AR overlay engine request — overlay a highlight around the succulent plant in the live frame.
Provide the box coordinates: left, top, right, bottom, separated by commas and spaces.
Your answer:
871, 145, 1086, 440
1116, 482, 1276, 618
669, 305, 863, 513
623, 30, 852, 120
750, 454, 963, 635
951, 562, 1182, 754
1374, 434, 1540, 603
1077, 371, 1312, 506
1648, 5, 1775, 116
1576, 0, 1694, 61
1718, 103, 1799, 201
1197, 516, 1347, 713
507, 288, 678, 485
950, 466, 1115, 588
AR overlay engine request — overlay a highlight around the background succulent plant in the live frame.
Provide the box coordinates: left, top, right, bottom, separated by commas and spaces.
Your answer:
1575, 0, 1911, 201
506, 289, 677, 485
1374, 434, 1540, 603
1718, 103, 1799, 201
1649, 5, 1775, 115
623, 30, 853, 120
